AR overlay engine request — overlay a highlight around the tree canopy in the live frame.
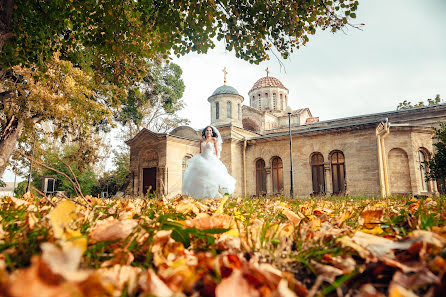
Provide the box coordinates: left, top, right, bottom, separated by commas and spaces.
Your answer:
1, 0, 360, 68
396, 94, 441, 110
1, 0, 360, 179
427, 122, 446, 183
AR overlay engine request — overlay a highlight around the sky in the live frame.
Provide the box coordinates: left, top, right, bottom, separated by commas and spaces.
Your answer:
174, 0, 446, 129
3, 0, 446, 182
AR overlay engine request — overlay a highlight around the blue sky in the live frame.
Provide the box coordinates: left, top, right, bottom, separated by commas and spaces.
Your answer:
3, 0, 446, 182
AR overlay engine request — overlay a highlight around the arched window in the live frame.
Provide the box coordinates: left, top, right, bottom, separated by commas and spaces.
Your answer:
215, 102, 219, 120
182, 156, 191, 182
331, 151, 345, 194
271, 157, 283, 194
417, 150, 428, 192
258, 94, 261, 109
256, 159, 267, 196
311, 153, 325, 195
227, 101, 232, 119
237, 103, 240, 120
273, 96, 277, 110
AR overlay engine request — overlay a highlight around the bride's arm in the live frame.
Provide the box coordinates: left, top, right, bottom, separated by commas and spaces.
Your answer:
213, 138, 219, 157
199, 139, 203, 153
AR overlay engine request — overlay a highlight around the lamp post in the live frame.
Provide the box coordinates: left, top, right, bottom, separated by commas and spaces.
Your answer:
286, 106, 294, 198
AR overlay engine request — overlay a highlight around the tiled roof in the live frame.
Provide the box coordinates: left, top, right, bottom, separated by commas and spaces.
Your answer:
249, 76, 288, 93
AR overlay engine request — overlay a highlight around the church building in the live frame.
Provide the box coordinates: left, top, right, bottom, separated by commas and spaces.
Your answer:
126, 70, 446, 198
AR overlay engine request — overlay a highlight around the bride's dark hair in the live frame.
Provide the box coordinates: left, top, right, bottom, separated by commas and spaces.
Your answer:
202, 126, 218, 138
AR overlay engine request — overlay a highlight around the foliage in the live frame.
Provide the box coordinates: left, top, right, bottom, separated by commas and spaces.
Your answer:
427, 122, 446, 181
92, 147, 131, 197
0, 53, 113, 177
0, 195, 445, 297
13, 180, 27, 198
396, 94, 441, 110
1, 0, 360, 69
30, 143, 97, 197
116, 61, 189, 137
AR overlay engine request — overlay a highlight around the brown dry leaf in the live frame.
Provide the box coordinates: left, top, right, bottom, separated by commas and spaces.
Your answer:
277, 207, 304, 225
5, 256, 81, 297
310, 260, 343, 282
322, 254, 356, 274
390, 270, 438, 290
356, 284, 386, 297
185, 214, 233, 230
27, 213, 39, 229
358, 208, 384, 229
411, 230, 446, 249
215, 268, 260, 297
89, 217, 138, 242
271, 279, 297, 297
175, 199, 200, 215
349, 231, 413, 258
97, 264, 142, 296
139, 269, 174, 297
41, 242, 89, 282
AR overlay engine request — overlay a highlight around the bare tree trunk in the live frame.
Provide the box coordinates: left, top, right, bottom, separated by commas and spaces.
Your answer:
0, 0, 15, 54
0, 116, 24, 178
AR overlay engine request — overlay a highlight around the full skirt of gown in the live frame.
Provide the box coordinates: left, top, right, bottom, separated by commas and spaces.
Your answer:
182, 142, 236, 199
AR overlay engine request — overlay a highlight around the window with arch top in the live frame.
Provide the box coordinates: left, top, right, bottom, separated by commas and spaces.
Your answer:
256, 159, 267, 196
271, 157, 283, 193
227, 101, 232, 118
311, 153, 325, 195
331, 151, 345, 194
215, 102, 219, 119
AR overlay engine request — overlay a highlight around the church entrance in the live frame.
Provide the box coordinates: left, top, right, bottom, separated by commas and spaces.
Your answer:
143, 167, 157, 195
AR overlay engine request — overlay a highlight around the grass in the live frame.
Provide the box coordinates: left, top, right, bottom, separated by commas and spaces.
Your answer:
0, 194, 445, 296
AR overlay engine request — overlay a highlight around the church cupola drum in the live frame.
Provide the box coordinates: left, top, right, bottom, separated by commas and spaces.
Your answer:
248, 68, 289, 112
208, 67, 244, 128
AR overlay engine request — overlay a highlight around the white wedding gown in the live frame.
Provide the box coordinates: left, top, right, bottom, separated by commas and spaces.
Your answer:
182, 141, 236, 199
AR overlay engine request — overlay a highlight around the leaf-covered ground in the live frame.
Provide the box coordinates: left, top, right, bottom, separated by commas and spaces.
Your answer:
0, 194, 445, 297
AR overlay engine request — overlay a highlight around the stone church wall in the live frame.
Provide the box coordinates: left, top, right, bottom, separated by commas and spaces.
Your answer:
165, 138, 199, 197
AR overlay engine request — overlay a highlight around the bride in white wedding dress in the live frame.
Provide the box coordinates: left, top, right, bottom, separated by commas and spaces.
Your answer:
182, 126, 236, 199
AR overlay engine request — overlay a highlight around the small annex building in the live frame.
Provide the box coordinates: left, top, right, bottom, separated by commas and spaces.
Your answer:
126, 73, 446, 198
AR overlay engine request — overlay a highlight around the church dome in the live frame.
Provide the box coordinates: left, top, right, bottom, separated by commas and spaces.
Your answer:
212, 85, 240, 96
249, 76, 288, 93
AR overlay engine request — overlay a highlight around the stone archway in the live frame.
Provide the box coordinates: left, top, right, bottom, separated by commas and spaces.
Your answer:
388, 148, 412, 195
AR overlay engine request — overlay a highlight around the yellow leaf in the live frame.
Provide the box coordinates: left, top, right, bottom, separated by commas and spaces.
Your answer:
225, 229, 240, 237
63, 228, 87, 254
50, 200, 77, 239
215, 195, 229, 215
361, 226, 384, 235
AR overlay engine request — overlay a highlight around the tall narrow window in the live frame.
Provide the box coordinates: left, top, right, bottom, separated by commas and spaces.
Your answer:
311, 153, 325, 195
417, 150, 428, 192
227, 101, 232, 119
258, 94, 261, 109
215, 102, 219, 119
271, 157, 283, 194
237, 103, 240, 120
331, 151, 345, 194
256, 159, 267, 195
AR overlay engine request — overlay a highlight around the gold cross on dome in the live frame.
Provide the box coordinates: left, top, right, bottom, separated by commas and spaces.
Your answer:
265, 67, 270, 77
222, 67, 228, 85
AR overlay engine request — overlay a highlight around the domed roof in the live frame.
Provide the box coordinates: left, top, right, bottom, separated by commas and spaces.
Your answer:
249, 76, 288, 93
212, 85, 240, 96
